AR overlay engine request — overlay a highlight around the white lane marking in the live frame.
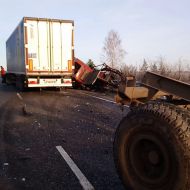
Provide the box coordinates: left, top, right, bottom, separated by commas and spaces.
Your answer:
82, 93, 116, 104
56, 146, 95, 190
82, 93, 129, 108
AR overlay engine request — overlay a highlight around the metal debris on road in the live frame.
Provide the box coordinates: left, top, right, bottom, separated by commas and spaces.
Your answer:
22, 178, 26, 182
16, 93, 23, 101
17, 93, 29, 116
74, 105, 79, 108
22, 104, 27, 115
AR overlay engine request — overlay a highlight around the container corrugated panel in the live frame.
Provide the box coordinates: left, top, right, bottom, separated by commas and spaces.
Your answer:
6, 20, 25, 74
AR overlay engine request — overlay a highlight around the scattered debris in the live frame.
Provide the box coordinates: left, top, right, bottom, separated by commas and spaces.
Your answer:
25, 148, 31, 151
16, 93, 23, 101
18, 156, 31, 161
22, 104, 27, 115
32, 120, 42, 128
21, 178, 26, 182
62, 139, 66, 143
3, 163, 9, 166
17, 93, 30, 116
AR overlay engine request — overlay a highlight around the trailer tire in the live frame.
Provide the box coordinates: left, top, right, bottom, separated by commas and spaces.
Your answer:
114, 103, 190, 190
16, 75, 25, 91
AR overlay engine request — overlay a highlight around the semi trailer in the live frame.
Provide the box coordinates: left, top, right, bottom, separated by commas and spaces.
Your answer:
6, 17, 74, 89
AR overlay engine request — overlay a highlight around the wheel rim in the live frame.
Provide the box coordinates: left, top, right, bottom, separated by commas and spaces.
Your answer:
126, 131, 177, 187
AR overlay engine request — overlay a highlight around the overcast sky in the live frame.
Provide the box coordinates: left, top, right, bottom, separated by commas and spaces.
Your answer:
0, 0, 190, 68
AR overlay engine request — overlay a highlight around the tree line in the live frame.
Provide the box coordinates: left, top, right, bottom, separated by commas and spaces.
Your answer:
123, 57, 190, 82
99, 30, 190, 83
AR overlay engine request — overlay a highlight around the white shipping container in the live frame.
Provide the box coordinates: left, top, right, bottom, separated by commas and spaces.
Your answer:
6, 17, 74, 88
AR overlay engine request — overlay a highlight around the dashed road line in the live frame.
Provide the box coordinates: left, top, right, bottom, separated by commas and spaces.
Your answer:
56, 146, 95, 190
81, 93, 129, 107
81, 93, 116, 104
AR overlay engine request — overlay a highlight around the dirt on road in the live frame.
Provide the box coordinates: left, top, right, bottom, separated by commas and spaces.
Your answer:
0, 86, 128, 190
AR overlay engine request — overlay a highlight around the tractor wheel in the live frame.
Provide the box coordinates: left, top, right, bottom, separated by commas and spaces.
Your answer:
114, 102, 190, 190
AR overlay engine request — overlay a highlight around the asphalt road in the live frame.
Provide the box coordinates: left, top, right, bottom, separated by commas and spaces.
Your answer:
0, 83, 129, 190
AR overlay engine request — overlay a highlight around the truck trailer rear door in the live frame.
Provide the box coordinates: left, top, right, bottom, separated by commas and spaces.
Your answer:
26, 19, 51, 72
26, 19, 73, 73
50, 22, 73, 72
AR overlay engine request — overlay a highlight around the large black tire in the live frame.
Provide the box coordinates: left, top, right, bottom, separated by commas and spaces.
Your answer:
114, 102, 190, 190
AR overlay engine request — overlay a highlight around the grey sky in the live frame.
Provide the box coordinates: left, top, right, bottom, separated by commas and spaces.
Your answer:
0, 0, 190, 68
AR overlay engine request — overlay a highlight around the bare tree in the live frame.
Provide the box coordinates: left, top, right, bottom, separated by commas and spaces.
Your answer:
102, 30, 126, 69
122, 64, 137, 77
175, 63, 182, 80
157, 56, 168, 75
140, 59, 149, 72
150, 62, 158, 72
137, 59, 149, 81
133, 57, 189, 83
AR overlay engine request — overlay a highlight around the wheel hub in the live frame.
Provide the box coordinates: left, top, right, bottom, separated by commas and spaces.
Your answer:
128, 132, 171, 185
148, 150, 160, 165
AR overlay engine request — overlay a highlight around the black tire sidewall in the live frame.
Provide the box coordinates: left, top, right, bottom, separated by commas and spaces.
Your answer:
114, 107, 188, 190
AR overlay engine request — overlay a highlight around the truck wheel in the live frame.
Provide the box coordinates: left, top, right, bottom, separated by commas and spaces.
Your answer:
16, 76, 25, 91
114, 103, 190, 190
